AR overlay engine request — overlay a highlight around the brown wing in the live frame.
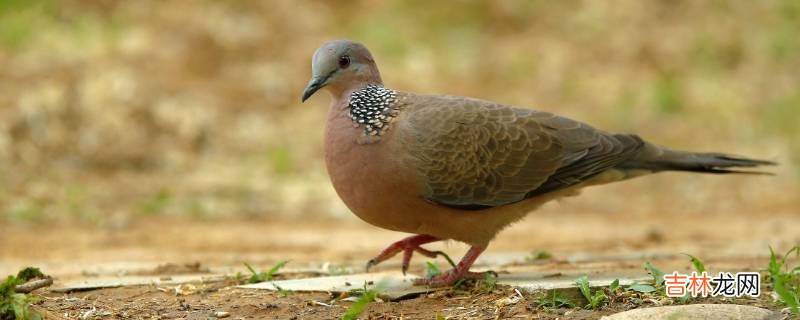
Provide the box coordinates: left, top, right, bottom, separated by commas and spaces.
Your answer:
404, 94, 644, 209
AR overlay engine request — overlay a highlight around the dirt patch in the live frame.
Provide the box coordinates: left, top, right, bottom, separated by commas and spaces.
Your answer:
3, 212, 796, 319
31, 280, 782, 320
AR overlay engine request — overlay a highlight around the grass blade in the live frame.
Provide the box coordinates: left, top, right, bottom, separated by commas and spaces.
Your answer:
643, 262, 666, 286
683, 254, 706, 273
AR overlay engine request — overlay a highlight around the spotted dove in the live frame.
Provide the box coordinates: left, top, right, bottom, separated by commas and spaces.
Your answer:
301, 40, 776, 286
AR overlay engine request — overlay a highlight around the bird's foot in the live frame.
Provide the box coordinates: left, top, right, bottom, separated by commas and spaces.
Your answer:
365, 234, 449, 274
414, 269, 497, 287
414, 245, 488, 287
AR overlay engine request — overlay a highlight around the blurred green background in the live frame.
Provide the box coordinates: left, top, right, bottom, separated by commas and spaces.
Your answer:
0, 0, 797, 226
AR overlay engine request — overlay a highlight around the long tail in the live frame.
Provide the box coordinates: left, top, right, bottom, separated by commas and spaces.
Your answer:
617, 142, 777, 175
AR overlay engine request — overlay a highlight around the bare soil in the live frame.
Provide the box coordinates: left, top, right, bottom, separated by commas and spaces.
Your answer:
2, 205, 797, 319
31, 281, 779, 320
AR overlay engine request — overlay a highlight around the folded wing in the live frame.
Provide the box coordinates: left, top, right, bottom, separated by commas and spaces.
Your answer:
405, 95, 644, 209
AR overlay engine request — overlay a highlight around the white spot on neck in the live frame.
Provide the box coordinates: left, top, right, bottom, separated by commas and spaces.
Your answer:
348, 85, 398, 136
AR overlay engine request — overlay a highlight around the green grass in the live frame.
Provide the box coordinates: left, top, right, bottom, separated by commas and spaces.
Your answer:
424, 261, 441, 278
627, 283, 657, 293
629, 255, 707, 300
643, 261, 666, 287
342, 283, 382, 320
609, 279, 620, 292
534, 290, 575, 310
537, 252, 797, 314
684, 254, 707, 274
341, 289, 377, 320
575, 275, 607, 309
272, 283, 293, 298
625, 261, 665, 293
767, 246, 800, 315
1, 267, 46, 320
243, 261, 288, 284
449, 278, 469, 295
525, 250, 553, 262
678, 254, 709, 303
480, 272, 498, 292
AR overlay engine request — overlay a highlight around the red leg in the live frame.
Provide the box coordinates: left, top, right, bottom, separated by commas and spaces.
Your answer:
414, 245, 491, 287
366, 234, 444, 274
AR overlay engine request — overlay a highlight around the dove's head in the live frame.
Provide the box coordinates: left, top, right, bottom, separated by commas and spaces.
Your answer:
302, 40, 383, 102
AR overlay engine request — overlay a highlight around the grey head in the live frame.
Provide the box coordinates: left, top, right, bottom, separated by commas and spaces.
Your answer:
301, 40, 383, 102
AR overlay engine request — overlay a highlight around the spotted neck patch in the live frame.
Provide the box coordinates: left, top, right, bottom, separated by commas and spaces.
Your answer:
348, 84, 399, 136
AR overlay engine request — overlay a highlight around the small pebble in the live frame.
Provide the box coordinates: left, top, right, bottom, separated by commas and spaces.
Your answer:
213, 311, 230, 318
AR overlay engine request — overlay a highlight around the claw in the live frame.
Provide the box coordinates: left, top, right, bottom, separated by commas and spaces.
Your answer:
401, 249, 414, 275
364, 235, 441, 274
365, 259, 377, 272
413, 246, 487, 287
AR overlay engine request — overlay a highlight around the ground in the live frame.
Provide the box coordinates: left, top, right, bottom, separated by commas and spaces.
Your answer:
2, 201, 797, 319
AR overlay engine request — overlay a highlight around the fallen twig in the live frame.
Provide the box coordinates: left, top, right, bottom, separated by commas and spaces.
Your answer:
14, 277, 54, 293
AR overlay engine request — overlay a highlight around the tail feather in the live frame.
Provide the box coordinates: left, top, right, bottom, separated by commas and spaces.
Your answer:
654, 153, 777, 174
618, 144, 777, 175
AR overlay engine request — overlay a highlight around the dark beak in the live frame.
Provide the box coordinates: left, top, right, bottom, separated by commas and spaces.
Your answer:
301, 76, 327, 102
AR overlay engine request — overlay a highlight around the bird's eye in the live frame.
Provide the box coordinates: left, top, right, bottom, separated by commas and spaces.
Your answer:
338, 55, 351, 68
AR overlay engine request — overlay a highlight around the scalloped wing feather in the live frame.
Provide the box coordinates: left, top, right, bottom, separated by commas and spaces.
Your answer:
404, 94, 644, 209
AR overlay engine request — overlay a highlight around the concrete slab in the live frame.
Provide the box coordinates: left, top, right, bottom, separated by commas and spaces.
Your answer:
50, 274, 228, 293
499, 270, 649, 291
239, 269, 652, 300
238, 271, 434, 300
